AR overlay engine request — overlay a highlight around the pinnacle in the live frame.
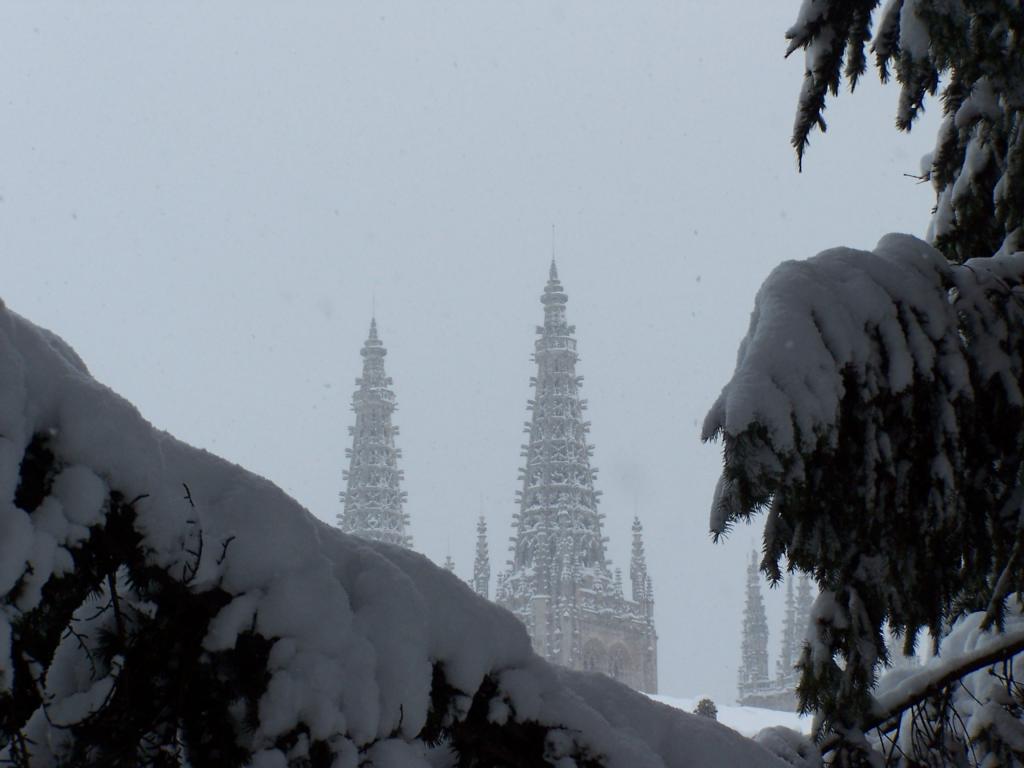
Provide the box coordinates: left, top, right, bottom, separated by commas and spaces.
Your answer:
362, 316, 385, 356
541, 260, 568, 306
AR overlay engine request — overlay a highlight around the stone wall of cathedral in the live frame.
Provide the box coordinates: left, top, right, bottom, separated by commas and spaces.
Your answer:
576, 592, 657, 693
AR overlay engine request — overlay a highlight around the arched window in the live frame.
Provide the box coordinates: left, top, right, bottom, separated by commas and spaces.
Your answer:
582, 639, 607, 673
609, 644, 631, 680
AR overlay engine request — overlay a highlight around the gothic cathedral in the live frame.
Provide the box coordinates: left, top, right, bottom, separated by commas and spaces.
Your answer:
337, 267, 658, 694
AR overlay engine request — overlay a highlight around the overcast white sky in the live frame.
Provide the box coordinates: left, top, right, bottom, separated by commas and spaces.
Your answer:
2, 2, 940, 703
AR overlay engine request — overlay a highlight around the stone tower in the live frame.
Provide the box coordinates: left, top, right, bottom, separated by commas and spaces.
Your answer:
473, 516, 491, 599
338, 318, 412, 547
776, 577, 798, 691
496, 262, 657, 693
795, 573, 813, 647
737, 551, 772, 704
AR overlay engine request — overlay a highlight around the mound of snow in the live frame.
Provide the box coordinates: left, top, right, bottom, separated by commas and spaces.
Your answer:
0, 303, 792, 767
650, 695, 811, 738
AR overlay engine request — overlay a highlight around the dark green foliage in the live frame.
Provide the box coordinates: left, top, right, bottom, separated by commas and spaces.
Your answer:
693, 698, 718, 721
786, 0, 1024, 262
709, 251, 1024, 761
421, 670, 604, 768
707, 3, 1024, 760
13, 433, 57, 513
785, 0, 879, 164
2, 434, 61, 739
1, 438, 264, 767
2, 434, 610, 767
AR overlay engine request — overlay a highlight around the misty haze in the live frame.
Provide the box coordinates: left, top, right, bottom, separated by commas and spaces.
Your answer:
2, 2, 1022, 767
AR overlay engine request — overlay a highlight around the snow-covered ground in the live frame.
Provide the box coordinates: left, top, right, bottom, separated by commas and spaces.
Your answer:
650, 695, 811, 738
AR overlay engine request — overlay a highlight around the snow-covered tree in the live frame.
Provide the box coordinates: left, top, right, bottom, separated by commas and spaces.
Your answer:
707, 233, 1024, 763
706, 2, 1024, 763
694, 698, 718, 721
788, 0, 1022, 264
0, 306, 788, 767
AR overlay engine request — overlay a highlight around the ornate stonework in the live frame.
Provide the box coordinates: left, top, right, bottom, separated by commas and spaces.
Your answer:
737, 558, 815, 711
496, 263, 657, 693
338, 319, 412, 547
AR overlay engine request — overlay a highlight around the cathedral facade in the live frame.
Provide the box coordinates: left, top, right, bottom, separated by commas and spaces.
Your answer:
496, 263, 658, 693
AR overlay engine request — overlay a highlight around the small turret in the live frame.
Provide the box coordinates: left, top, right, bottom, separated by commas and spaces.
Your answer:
629, 517, 648, 602
473, 516, 491, 599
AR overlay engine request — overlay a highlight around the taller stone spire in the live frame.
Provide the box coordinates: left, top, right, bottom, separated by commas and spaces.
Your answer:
338, 318, 411, 548
510, 260, 606, 578
497, 262, 657, 693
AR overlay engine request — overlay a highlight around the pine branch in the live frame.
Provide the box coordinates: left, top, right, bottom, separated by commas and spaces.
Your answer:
107, 572, 125, 645
820, 628, 1024, 755
980, 532, 1024, 632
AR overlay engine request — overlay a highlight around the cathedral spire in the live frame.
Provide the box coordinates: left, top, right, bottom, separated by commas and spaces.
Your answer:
776, 576, 798, 688
630, 517, 653, 617
498, 263, 657, 693
508, 265, 604, 577
795, 572, 814, 650
338, 318, 411, 547
473, 516, 490, 599
738, 551, 770, 702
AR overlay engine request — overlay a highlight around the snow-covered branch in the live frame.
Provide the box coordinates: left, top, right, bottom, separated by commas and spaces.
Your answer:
705, 234, 1024, 758
821, 628, 1024, 755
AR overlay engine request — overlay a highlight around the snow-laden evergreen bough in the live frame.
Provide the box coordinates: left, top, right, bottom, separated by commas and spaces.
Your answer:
704, 2, 1024, 764
0, 304, 792, 767
787, 0, 1023, 262
703, 234, 1024, 763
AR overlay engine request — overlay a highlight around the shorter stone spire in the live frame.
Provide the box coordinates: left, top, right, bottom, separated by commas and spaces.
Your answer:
338, 318, 411, 548
738, 551, 770, 700
795, 573, 814, 645
629, 517, 649, 604
776, 576, 798, 687
473, 516, 491, 599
